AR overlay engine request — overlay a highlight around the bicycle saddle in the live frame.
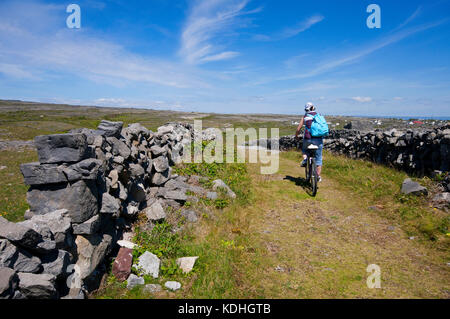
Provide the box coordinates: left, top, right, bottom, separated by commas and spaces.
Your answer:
307, 144, 319, 150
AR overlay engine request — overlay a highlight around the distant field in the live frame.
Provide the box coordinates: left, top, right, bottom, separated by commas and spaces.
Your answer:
2, 99, 445, 142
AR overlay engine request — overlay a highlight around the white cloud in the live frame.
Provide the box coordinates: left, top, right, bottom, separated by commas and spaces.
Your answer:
352, 96, 372, 103
280, 15, 324, 39
254, 15, 324, 41
0, 1, 210, 89
179, 0, 257, 64
277, 19, 447, 82
0, 63, 36, 79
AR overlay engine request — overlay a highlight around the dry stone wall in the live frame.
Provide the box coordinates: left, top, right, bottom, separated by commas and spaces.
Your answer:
0, 120, 200, 299
271, 125, 450, 176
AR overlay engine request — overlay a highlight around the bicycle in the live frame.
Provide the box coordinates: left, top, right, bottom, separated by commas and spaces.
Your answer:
304, 143, 319, 196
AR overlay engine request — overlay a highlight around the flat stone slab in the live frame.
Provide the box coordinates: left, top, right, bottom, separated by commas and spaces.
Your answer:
97, 120, 123, 138
112, 247, 133, 282
126, 274, 144, 289
164, 281, 181, 291
134, 251, 160, 278
0, 217, 42, 249
20, 162, 67, 185
176, 256, 198, 274
143, 283, 162, 294
0, 267, 18, 298
117, 240, 137, 249
143, 201, 166, 221
34, 133, 88, 164
17, 272, 57, 299
27, 180, 98, 223
401, 178, 428, 196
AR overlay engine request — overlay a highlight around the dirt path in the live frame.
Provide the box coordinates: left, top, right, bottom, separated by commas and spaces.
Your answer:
235, 154, 449, 298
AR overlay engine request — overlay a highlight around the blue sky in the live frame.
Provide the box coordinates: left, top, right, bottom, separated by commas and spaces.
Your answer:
0, 0, 449, 117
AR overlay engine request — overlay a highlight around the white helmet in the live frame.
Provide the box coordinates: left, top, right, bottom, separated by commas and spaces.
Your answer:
304, 102, 315, 112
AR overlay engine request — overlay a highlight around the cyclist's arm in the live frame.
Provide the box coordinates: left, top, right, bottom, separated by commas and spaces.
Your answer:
295, 116, 304, 138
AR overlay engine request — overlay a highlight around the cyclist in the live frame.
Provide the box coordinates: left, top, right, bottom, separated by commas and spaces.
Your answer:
295, 102, 323, 182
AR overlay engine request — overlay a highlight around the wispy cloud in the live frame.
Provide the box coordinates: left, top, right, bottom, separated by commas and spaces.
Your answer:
352, 96, 372, 103
394, 6, 422, 31
254, 15, 324, 41
0, 1, 209, 89
278, 19, 448, 82
179, 0, 258, 64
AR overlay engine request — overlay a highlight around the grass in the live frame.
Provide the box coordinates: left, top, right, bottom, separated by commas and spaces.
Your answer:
320, 150, 449, 242
94, 148, 254, 299
0, 149, 36, 222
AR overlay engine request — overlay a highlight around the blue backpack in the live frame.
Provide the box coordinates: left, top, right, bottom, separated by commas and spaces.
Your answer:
308, 113, 329, 137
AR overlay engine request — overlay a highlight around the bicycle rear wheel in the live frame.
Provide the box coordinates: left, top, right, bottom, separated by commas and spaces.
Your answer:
305, 156, 311, 182
311, 158, 318, 196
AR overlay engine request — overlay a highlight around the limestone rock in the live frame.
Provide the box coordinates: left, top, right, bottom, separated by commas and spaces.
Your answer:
0, 267, 18, 299
401, 178, 428, 196
97, 120, 123, 138
0, 217, 42, 249
134, 251, 160, 278
212, 179, 236, 198
17, 272, 57, 299
72, 214, 100, 235
100, 193, 121, 216
143, 283, 162, 294
143, 201, 166, 221
176, 256, 198, 274
20, 162, 67, 185
26, 180, 98, 223
164, 281, 181, 291
34, 133, 88, 164
153, 156, 169, 173
126, 274, 144, 289
0, 239, 42, 273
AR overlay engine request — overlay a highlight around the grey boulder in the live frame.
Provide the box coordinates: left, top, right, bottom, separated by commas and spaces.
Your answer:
97, 120, 123, 138
134, 251, 160, 278
0, 267, 18, 299
100, 193, 121, 216
34, 133, 88, 164
0, 239, 42, 273
153, 156, 169, 173
0, 216, 42, 249
143, 201, 166, 221
20, 162, 67, 185
41, 250, 72, 279
126, 274, 144, 289
17, 272, 57, 299
72, 214, 101, 235
401, 178, 428, 196
26, 180, 98, 223
106, 137, 131, 159
212, 179, 236, 198
63, 158, 103, 182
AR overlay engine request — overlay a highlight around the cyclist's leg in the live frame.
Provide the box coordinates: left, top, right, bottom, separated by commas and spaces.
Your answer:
301, 139, 310, 166
313, 138, 323, 177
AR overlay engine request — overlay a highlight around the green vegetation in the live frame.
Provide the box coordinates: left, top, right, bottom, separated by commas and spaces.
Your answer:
319, 150, 449, 242
0, 149, 36, 222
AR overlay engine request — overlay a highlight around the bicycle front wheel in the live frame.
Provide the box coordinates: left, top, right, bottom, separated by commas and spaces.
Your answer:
311, 158, 318, 196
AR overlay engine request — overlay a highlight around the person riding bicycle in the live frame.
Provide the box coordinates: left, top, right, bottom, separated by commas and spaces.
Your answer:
295, 102, 323, 182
